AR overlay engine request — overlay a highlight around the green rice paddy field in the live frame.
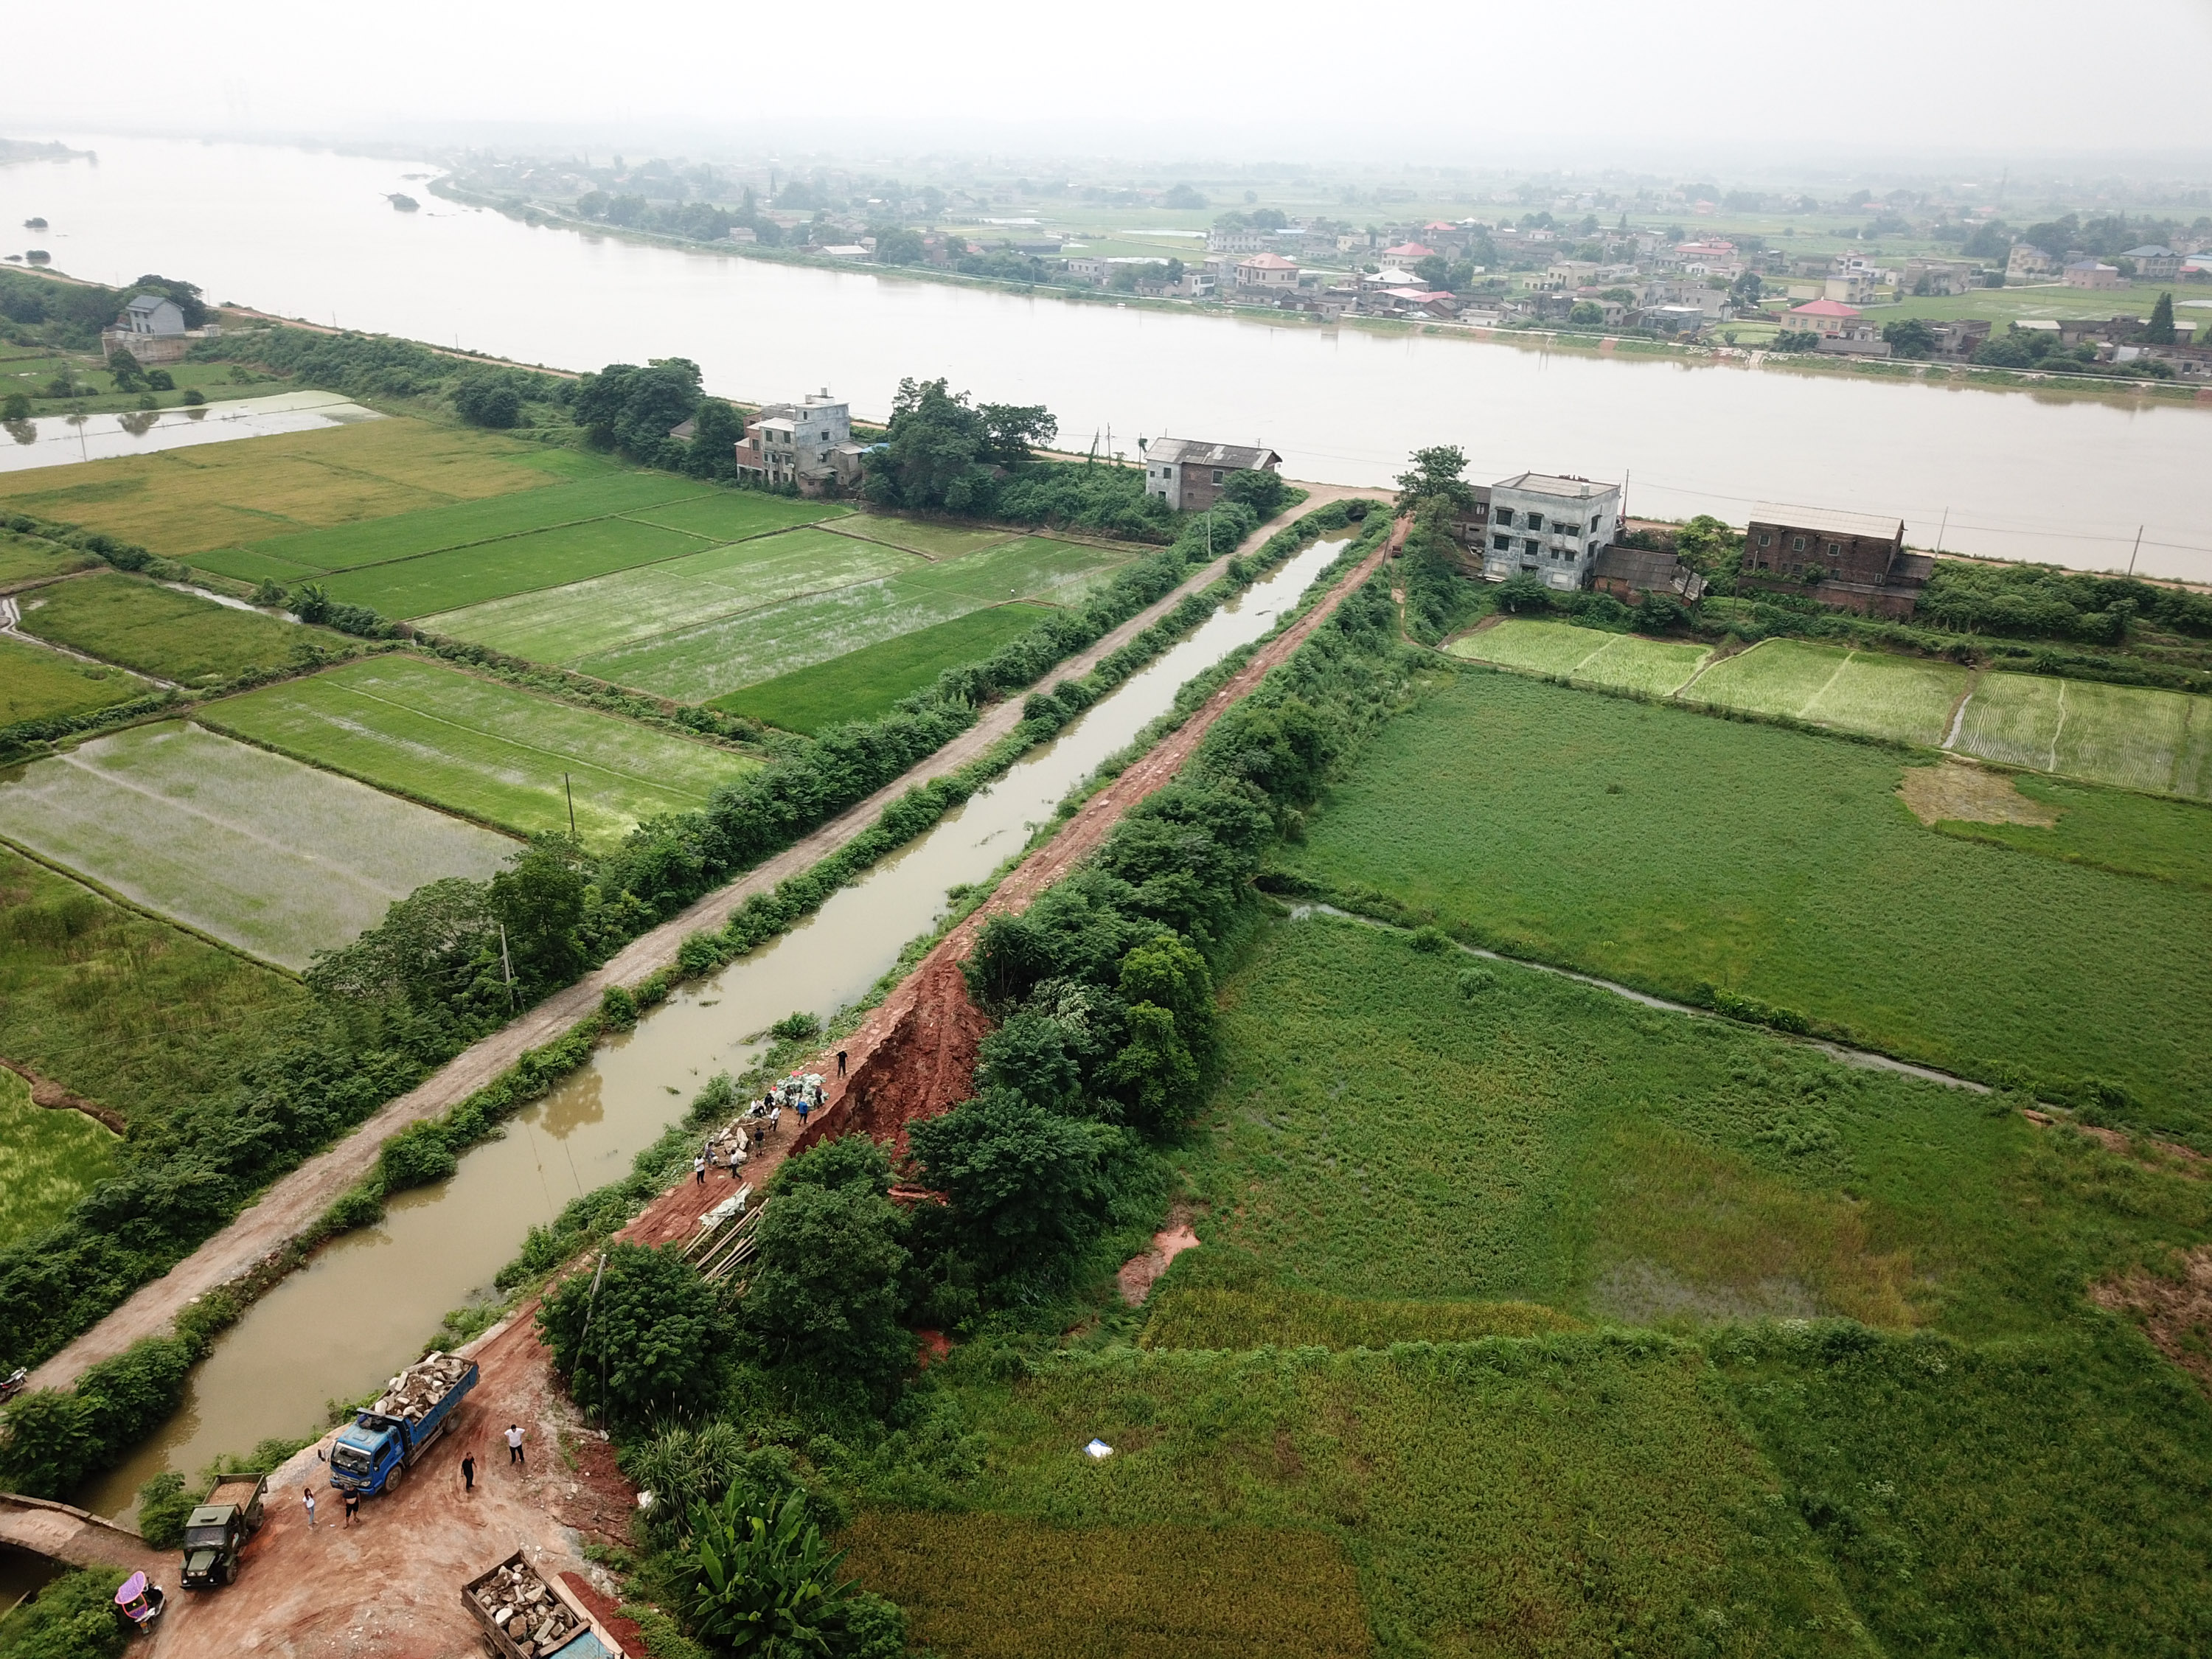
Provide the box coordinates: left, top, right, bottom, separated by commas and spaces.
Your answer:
0, 416, 574, 557
0, 635, 149, 726
203, 655, 762, 849
1062, 911, 2212, 1657
1272, 669, 2212, 1138
714, 602, 1053, 733
0, 721, 516, 970
15, 571, 349, 686
571, 533, 1134, 702
0, 531, 96, 591
1452, 620, 2212, 797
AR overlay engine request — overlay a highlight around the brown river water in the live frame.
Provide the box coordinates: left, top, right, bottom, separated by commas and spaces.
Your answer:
2, 138, 2208, 579
77, 537, 1352, 1522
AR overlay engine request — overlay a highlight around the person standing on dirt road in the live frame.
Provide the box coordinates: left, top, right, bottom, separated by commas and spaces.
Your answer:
507, 1424, 526, 1467
694, 1155, 706, 1186
303, 1486, 316, 1530
836, 1050, 846, 1078
461, 1451, 476, 1495
343, 1488, 361, 1528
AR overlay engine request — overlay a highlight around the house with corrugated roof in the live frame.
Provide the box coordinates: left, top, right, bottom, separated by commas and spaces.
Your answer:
1139, 437, 1282, 513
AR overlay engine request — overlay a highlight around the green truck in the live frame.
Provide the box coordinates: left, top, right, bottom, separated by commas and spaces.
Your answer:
180, 1471, 268, 1589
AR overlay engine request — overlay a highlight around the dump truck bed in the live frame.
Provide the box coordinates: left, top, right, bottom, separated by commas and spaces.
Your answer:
462, 1550, 627, 1659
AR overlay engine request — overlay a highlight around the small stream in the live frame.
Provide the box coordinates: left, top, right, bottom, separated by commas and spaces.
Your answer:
81, 536, 1352, 1522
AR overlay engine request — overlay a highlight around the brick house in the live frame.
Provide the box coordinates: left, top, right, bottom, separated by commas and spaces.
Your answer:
1140, 438, 1282, 512
1737, 503, 1933, 618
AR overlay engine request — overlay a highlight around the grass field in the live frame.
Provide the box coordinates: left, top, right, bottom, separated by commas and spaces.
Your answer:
1141, 911, 2212, 1653
318, 515, 720, 618
0, 1068, 117, 1251
420, 526, 918, 664
893, 1334, 1870, 1657
1448, 619, 1712, 695
1271, 669, 2212, 1137
0, 531, 97, 591
1955, 671, 2212, 799
712, 604, 1052, 732
14, 571, 347, 686
0, 721, 517, 970
0, 844, 305, 1134
1928, 771, 2212, 889
843, 1512, 1375, 1659
203, 655, 760, 849
0, 417, 562, 556
577, 535, 1134, 701
1685, 639, 1969, 746
0, 635, 150, 725
206, 470, 717, 580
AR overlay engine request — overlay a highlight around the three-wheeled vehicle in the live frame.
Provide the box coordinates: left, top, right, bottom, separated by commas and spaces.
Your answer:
112, 1572, 167, 1637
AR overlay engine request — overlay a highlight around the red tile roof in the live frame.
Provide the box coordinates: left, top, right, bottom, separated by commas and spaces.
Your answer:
1788, 299, 1862, 318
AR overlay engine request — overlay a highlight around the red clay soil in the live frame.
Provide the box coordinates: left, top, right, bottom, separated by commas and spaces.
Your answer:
1116, 1208, 1203, 1307
2092, 1245, 2212, 1397
151, 1310, 641, 1659
30, 485, 1382, 1397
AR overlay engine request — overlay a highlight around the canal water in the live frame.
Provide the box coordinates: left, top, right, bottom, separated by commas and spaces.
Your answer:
2, 139, 2208, 578
80, 535, 1352, 1522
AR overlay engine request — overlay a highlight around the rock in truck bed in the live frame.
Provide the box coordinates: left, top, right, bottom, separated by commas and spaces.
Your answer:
373, 1352, 472, 1419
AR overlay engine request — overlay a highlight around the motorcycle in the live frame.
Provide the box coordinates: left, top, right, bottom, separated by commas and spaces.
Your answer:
0, 1367, 27, 1405
113, 1572, 167, 1636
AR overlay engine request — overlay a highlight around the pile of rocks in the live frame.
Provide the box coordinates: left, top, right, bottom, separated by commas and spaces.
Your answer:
372, 1351, 470, 1419
470, 1559, 583, 1656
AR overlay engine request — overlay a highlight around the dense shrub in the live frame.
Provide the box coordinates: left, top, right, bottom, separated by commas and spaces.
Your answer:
0, 1566, 129, 1659
740, 1141, 911, 1394
538, 1242, 727, 1428
135, 1470, 196, 1549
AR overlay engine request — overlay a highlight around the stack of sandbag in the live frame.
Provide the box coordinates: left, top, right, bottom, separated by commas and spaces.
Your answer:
472, 1559, 582, 1656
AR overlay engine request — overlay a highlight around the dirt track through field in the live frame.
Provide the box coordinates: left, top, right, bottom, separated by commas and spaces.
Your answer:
28, 486, 1382, 1397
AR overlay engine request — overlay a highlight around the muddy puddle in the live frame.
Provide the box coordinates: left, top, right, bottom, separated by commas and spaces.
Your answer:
82, 536, 1351, 1521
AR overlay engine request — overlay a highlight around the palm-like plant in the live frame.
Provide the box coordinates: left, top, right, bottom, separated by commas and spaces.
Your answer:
684, 1486, 856, 1656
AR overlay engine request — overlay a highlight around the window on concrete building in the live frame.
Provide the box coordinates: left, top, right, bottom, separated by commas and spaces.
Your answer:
1525, 538, 1541, 557
1528, 515, 1546, 532
1494, 509, 1514, 528
1492, 534, 1511, 551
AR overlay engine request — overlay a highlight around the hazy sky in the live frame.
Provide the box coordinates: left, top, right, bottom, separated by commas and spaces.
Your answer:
12, 0, 2212, 166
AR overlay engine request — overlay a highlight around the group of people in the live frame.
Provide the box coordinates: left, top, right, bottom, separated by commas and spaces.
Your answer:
692, 1069, 841, 1185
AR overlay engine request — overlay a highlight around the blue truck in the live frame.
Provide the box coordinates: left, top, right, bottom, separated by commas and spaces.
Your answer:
329, 1352, 477, 1498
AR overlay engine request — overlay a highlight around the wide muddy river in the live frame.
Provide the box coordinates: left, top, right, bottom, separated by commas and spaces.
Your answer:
77, 536, 1352, 1521
3, 138, 2209, 579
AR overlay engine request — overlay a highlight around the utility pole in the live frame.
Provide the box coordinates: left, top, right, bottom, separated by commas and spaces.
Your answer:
563, 772, 576, 840
1934, 507, 1949, 555
498, 922, 516, 1012
2127, 524, 2143, 577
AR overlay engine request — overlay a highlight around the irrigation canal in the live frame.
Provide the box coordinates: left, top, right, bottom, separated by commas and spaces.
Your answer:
77, 535, 1353, 1523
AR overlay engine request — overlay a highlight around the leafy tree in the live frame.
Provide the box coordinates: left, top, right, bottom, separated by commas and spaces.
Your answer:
135, 1469, 195, 1550
681, 1488, 904, 1658
1731, 271, 1764, 305
1673, 515, 1740, 576
1414, 254, 1451, 289
1, 392, 29, 421
573, 358, 702, 456
538, 1242, 725, 1427
686, 398, 745, 473
307, 875, 496, 1011
1961, 220, 2012, 261
1395, 444, 1476, 513
105, 348, 147, 391
773, 1131, 894, 1198
873, 225, 925, 265
1972, 330, 2042, 369
976, 1011, 1085, 1114
487, 841, 588, 992
1162, 183, 1207, 209
860, 378, 1056, 513
144, 369, 173, 392
1251, 207, 1288, 232
1568, 301, 1604, 325
1773, 330, 1823, 352
2143, 292, 2177, 345
452, 374, 522, 428
1882, 319, 1936, 360
1220, 467, 1290, 519
909, 1088, 1118, 1280
738, 1178, 910, 1390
